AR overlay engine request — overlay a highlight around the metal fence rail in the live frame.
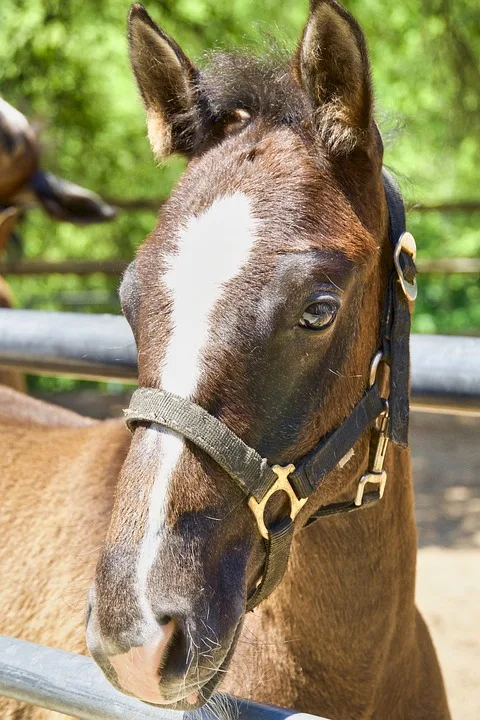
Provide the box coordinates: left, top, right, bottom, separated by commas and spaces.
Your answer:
0, 309, 479, 415
0, 635, 326, 720
0, 310, 136, 382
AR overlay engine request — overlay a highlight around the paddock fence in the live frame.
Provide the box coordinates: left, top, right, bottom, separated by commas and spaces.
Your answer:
0, 636, 326, 720
0, 309, 479, 415
1, 257, 479, 277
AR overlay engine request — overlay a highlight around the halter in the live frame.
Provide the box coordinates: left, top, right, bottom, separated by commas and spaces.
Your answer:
124, 168, 417, 611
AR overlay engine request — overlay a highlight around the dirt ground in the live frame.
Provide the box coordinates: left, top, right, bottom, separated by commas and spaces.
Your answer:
411, 412, 480, 720
36, 392, 480, 719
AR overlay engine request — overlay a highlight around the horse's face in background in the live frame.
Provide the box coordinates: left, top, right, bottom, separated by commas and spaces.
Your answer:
86, 0, 389, 709
0, 96, 116, 234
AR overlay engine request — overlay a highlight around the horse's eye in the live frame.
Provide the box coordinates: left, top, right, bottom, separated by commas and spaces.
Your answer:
299, 299, 338, 330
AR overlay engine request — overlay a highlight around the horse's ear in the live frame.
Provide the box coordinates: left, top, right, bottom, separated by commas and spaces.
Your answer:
294, 0, 374, 154
128, 4, 199, 158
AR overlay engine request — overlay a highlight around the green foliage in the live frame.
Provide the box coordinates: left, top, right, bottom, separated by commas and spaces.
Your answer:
0, 0, 478, 390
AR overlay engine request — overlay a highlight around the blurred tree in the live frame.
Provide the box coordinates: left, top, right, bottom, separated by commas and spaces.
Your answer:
0, 0, 478, 390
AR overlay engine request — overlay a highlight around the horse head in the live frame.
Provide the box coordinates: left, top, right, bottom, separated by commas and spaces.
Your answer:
87, 0, 393, 709
0, 96, 116, 253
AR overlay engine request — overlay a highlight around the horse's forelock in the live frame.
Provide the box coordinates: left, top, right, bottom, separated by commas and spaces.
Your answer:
198, 50, 309, 128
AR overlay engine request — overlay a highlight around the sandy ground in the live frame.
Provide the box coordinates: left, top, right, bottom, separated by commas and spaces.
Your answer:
417, 549, 480, 720
411, 412, 480, 720
36, 392, 480, 719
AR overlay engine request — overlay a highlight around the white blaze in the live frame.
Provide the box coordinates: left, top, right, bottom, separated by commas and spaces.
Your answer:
137, 193, 258, 618
162, 193, 258, 396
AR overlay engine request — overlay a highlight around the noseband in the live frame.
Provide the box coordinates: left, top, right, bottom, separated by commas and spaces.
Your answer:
124, 169, 417, 611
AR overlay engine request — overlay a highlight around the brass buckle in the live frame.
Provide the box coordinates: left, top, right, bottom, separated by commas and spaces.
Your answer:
354, 403, 390, 507
248, 464, 307, 539
355, 470, 387, 506
394, 231, 417, 302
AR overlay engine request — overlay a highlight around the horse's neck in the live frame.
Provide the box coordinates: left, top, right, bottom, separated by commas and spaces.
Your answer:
226, 444, 430, 716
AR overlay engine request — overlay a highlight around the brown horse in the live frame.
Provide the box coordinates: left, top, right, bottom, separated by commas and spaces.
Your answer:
0, 212, 25, 391
0, 280, 25, 392
0, 97, 117, 392
0, 96, 116, 232
0, 2, 450, 718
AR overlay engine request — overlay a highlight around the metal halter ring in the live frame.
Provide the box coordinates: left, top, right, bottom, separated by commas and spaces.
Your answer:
394, 231, 417, 302
369, 350, 385, 387
248, 464, 307, 539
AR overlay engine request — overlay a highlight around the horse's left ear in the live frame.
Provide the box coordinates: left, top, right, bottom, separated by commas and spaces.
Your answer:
294, 0, 374, 154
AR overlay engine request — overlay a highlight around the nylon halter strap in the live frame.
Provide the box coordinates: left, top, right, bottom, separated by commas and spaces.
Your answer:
124, 168, 417, 612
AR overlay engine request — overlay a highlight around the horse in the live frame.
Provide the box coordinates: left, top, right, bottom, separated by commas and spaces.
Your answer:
0, 281, 25, 392
0, 209, 26, 391
0, 1, 450, 718
0, 97, 117, 392
0, 96, 116, 231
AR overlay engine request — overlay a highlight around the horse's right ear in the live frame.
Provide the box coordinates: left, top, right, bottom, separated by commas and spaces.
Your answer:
128, 4, 199, 159
293, 0, 374, 155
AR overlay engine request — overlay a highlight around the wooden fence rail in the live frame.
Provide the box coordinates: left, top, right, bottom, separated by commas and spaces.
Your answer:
103, 196, 480, 214
1, 258, 479, 277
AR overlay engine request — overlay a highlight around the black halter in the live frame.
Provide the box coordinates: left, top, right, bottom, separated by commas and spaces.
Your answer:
124, 168, 417, 611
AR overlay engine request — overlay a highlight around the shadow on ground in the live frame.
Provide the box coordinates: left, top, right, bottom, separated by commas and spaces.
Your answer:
410, 412, 480, 549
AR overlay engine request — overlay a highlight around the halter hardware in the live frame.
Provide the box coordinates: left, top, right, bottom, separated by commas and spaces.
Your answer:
355, 403, 389, 506
248, 464, 307, 539
124, 168, 416, 612
394, 231, 417, 301
368, 350, 385, 387
353, 351, 390, 507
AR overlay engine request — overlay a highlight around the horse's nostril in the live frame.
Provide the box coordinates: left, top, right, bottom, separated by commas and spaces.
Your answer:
156, 614, 172, 626
85, 600, 92, 626
108, 621, 177, 704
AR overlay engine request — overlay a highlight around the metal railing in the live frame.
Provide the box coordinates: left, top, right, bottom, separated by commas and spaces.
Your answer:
0, 310, 479, 415
0, 635, 326, 720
